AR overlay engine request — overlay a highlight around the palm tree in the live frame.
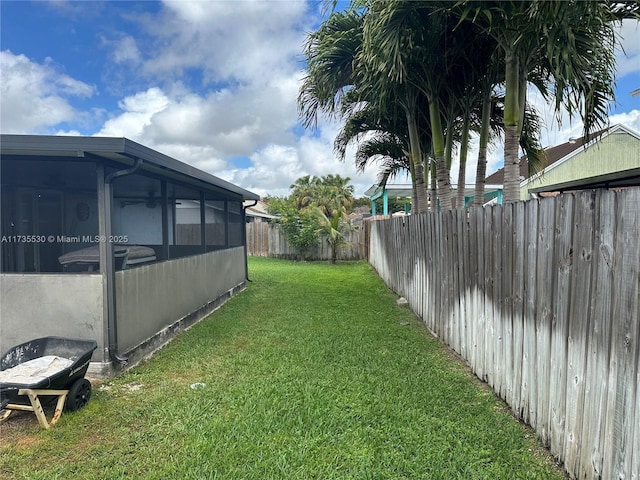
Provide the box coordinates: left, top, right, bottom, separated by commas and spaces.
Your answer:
298, 9, 364, 129
289, 175, 316, 210
315, 207, 354, 264
456, 0, 638, 203
313, 175, 355, 217
473, 88, 498, 207
333, 102, 418, 211
311, 175, 355, 264
301, 5, 435, 214
362, 1, 488, 211
456, 1, 537, 203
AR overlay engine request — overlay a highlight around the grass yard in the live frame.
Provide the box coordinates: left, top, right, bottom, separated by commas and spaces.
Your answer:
0, 258, 565, 479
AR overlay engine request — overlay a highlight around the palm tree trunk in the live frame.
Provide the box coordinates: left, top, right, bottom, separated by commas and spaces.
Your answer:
409, 157, 418, 215
406, 108, 429, 213
429, 100, 452, 211
503, 50, 521, 203
430, 160, 437, 212
474, 92, 492, 206
456, 115, 470, 209
503, 124, 521, 202
444, 115, 454, 171
414, 161, 429, 214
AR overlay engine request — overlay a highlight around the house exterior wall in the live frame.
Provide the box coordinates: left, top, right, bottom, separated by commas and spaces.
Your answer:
0, 274, 105, 359
113, 202, 167, 245
1, 248, 247, 378
520, 131, 640, 199
115, 247, 246, 354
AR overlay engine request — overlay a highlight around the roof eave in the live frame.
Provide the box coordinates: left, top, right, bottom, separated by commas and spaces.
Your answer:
0, 134, 260, 201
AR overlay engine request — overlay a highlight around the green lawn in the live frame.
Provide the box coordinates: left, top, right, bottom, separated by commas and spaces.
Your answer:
0, 258, 565, 479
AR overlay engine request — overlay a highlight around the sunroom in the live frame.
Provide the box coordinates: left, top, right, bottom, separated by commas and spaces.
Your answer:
0, 135, 259, 377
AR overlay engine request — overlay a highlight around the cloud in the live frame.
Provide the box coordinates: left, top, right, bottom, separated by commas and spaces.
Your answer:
84, 1, 346, 196
110, 35, 142, 65
0, 50, 95, 133
146, 77, 299, 155
136, 0, 312, 86
96, 87, 169, 138
616, 19, 640, 78
222, 144, 308, 197
218, 117, 381, 198
610, 109, 640, 134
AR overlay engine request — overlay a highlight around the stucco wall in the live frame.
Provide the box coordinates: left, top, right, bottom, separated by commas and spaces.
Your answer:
521, 130, 640, 199
0, 274, 105, 359
115, 247, 246, 353
1, 248, 246, 376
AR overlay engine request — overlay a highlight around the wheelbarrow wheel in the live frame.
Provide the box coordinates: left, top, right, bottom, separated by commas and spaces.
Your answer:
0, 399, 12, 422
0, 408, 11, 423
65, 378, 92, 412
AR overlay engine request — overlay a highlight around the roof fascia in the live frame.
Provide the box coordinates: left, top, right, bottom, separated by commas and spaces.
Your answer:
119, 138, 257, 200
528, 167, 640, 193
0, 134, 259, 201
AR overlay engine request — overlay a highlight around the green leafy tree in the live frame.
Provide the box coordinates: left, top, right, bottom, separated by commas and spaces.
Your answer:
267, 175, 355, 263
266, 196, 320, 260
312, 175, 355, 263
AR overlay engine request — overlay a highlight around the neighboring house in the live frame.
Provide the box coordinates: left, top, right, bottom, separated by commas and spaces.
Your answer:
364, 183, 503, 214
485, 124, 640, 200
0, 135, 259, 377
244, 199, 277, 223
365, 184, 413, 215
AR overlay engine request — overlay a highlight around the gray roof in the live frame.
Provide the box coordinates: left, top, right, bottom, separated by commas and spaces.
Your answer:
0, 134, 259, 201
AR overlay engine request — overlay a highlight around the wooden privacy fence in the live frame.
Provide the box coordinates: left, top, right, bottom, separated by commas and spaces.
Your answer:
246, 222, 367, 261
368, 188, 639, 480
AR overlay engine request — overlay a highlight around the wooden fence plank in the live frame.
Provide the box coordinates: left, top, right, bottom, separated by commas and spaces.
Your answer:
493, 204, 504, 395
632, 348, 640, 480
366, 189, 640, 480
484, 206, 495, 387
535, 197, 556, 446
549, 193, 574, 456
603, 188, 640, 479
448, 211, 459, 352
502, 203, 515, 406
579, 190, 616, 479
474, 207, 486, 381
512, 201, 525, 419
467, 208, 478, 376
461, 210, 472, 362
435, 212, 444, 339
418, 214, 427, 322
563, 191, 595, 474
428, 212, 438, 332
521, 199, 538, 426
456, 210, 466, 357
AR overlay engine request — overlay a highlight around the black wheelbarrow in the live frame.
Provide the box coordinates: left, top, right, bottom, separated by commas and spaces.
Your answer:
0, 337, 98, 429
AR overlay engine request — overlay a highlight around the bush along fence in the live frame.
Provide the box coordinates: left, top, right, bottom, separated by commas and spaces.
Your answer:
246, 221, 367, 261
368, 188, 639, 480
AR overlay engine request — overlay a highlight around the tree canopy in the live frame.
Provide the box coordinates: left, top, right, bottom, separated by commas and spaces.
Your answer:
267, 174, 355, 262
300, 1, 639, 208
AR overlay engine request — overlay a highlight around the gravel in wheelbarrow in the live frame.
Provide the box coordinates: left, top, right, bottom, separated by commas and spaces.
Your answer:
0, 337, 97, 428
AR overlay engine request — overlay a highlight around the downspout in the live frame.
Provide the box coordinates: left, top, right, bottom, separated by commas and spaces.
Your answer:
104, 157, 143, 366
242, 199, 258, 282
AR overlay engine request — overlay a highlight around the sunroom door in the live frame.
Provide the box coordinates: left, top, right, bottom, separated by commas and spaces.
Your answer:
15, 189, 64, 272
